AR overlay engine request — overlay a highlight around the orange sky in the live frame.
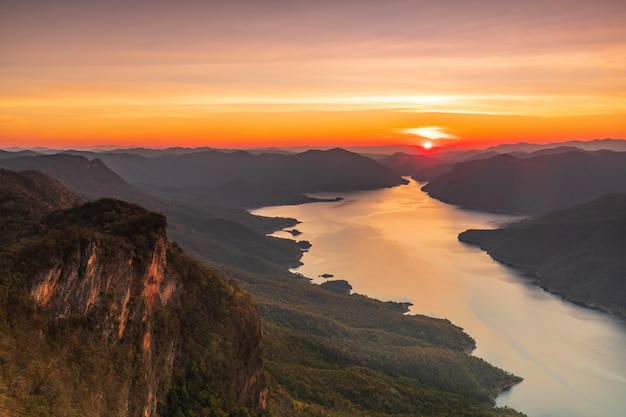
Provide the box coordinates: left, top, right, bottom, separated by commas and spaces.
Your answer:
2, 0, 626, 149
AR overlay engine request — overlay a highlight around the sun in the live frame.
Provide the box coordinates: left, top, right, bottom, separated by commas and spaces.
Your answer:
423, 141, 433, 149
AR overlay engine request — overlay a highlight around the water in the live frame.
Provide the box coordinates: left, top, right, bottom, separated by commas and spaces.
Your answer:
252, 179, 626, 417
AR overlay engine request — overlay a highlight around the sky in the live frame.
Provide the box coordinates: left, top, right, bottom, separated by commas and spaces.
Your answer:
1, 0, 626, 149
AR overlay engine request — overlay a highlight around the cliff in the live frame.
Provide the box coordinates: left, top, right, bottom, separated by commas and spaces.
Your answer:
459, 193, 626, 315
0, 172, 267, 416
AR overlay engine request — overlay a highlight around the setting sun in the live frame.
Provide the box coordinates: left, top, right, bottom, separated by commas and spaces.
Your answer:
2, 1, 626, 149
423, 141, 433, 149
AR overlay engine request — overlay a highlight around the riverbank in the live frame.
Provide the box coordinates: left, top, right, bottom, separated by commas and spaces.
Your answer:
458, 206, 626, 318
253, 181, 626, 417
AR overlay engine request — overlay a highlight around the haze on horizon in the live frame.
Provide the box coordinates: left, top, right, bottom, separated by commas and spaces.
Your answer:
1, 0, 626, 149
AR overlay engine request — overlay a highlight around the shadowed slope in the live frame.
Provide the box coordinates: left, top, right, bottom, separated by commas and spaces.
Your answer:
459, 193, 626, 315
423, 151, 626, 214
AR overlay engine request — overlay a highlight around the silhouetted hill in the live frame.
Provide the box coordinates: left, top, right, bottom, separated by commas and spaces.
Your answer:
380, 150, 502, 182
400, 140, 626, 185
0, 169, 82, 246
107, 146, 218, 157
0, 154, 138, 200
104, 146, 294, 157
0, 149, 40, 158
0, 169, 81, 213
142, 178, 336, 209
459, 193, 626, 315
262, 148, 407, 192
411, 146, 602, 184
377, 152, 443, 176
486, 138, 626, 154
65, 147, 407, 207
412, 162, 455, 181
508, 146, 586, 159
422, 150, 626, 214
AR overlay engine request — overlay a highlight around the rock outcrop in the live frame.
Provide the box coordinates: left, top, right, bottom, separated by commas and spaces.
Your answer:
0, 171, 267, 416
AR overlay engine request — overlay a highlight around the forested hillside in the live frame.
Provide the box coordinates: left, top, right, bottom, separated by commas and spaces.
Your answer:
459, 193, 626, 315
0, 171, 267, 416
0, 159, 525, 416
423, 150, 626, 214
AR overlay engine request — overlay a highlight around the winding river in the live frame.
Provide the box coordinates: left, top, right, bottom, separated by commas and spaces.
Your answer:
253, 179, 626, 417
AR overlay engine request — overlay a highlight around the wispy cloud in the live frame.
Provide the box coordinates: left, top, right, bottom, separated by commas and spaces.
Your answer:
400, 127, 457, 141
1, 0, 626, 146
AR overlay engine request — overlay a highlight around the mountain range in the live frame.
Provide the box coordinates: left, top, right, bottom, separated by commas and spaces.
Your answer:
60, 147, 407, 208
422, 150, 626, 214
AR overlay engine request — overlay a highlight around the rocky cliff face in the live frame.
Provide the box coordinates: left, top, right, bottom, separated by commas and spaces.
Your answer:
0, 172, 267, 417
27, 232, 174, 416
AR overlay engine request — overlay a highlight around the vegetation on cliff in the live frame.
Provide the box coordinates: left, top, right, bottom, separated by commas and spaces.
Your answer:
0, 172, 267, 416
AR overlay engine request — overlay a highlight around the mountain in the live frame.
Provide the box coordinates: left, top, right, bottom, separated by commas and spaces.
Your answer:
459, 193, 626, 315
422, 150, 626, 214
140, 179, 334, 209
105, 146, 295, 157
0, 169, 82, 247
377, 152, 443, 176
107, 146, 219, 157
0, 172, 267, 416
0, 154, 138, 200
0, 149, 40, 158
399, 140, 626, 185
508, 146, 586, 159
485, 138, 626, 154
376, 150, 514, 182
63, 147, 407, 208
0, 154, 305, 273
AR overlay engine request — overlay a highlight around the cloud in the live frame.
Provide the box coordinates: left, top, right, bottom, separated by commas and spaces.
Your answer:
401, 126, 457, 140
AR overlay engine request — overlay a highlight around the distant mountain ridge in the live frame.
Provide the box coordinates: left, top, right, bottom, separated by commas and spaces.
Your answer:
374, 139, 626, 183
422, 150, 626, 214
459, 193, 626, 315
77, 147, 405, 188
485, 138, 626, 153
0, 154, 138, 200
57, 147, 406, 208
376, 152, 444, 178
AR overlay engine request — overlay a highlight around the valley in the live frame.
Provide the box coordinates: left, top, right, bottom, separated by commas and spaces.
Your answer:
2, 142, 626, 416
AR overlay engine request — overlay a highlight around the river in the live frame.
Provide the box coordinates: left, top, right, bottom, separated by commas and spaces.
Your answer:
252, 179, 626, 417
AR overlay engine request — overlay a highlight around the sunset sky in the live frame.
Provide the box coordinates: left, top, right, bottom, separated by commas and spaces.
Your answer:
2, 0, 626, 149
